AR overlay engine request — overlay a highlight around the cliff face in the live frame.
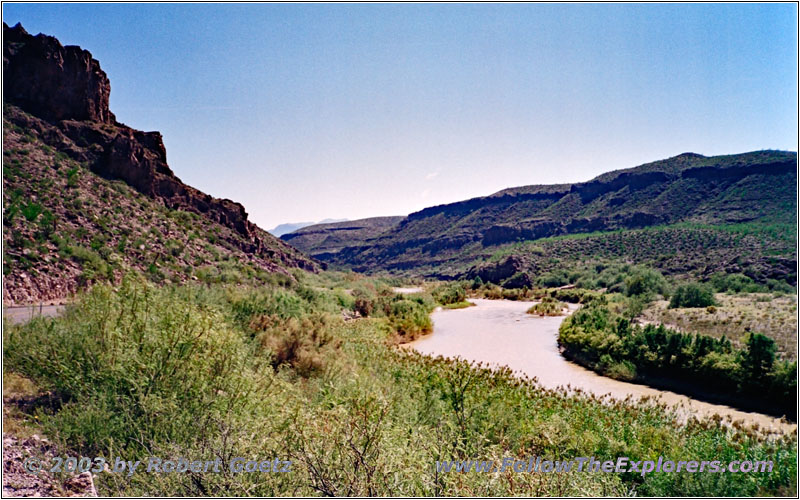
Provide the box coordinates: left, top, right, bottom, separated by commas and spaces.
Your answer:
3, 23, 319, 304
4, 23, 114, 124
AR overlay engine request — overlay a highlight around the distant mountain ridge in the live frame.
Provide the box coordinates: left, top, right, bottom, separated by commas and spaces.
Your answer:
269, 218, 348, 237
282, 150, 797, 282
281, 216, 405, 258
2, 23, 319, 304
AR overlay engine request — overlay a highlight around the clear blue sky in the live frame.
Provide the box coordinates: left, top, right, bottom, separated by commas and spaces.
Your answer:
3, 3, 797, 229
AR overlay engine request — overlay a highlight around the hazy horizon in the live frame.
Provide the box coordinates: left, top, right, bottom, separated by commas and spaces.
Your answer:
3, 3, 797, 229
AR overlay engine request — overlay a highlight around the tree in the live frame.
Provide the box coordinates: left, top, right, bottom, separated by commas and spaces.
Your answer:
740, 333, 776, 382
669, 283, 716, 308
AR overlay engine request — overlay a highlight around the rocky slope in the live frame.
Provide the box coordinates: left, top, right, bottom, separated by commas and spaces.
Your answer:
281, 216, 404, 259
286, 151, 796, 284
3, 23, 319, 305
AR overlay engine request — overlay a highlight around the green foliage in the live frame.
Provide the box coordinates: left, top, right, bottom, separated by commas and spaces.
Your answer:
526, 297, 567, 316
740, 333, 776, 382
710, 273, 760, 294
387, 299, 432, 339
4, 277, 256, 459
624, 268, 668, 300
69, 245, 111, 283
2, 274, 797, 496
65, 166, 79, 188
559, 300, 796, 418
538, 269, 570, 287
549, 287, 602, 304
21, 202, 43, 221
669, 283, 717, 308
36, 209, 56, 239
432, 282, 467, 305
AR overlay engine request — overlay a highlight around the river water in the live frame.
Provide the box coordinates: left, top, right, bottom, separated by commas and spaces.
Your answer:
406, 299, 794, 433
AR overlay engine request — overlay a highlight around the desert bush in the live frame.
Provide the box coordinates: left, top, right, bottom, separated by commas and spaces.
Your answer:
669, 283, 717, 308
432, 282, 467, 305
253, 314, 338, 377
526, 297, 567, 316
387, 299, 432, 339
624, 268, 668, 300
3, 276, 256, 457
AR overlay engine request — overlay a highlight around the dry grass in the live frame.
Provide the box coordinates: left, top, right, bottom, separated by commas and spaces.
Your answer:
638, 293, 797, 360
2, 372, 44, 439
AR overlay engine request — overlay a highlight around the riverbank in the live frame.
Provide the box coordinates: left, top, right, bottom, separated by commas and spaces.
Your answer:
406, 298, 795, 433
560, 345, 795, 422
4, 277, 796, 495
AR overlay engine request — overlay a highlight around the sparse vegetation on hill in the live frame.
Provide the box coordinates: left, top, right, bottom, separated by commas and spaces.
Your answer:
3, 106, 317, 304
638, 292, 798, 360
2, 22, 318, 305
285, 152, 797, 284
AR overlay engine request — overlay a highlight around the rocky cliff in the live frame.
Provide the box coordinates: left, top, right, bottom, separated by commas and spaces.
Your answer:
3, 23, 319, 304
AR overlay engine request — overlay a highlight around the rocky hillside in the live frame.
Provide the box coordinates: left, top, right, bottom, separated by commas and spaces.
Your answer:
3, 23, 319, 305
286, 151, 796, 284
281, 216, 404, 259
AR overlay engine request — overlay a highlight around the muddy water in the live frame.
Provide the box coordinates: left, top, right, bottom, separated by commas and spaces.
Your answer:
407, 299, 794, 433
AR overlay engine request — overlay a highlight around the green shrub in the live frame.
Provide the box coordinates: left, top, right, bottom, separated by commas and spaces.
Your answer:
602, 357, 637, 382
21, 202, 43, 222
538, 269, 570, 287
3, 278, 255, 457
624, 268, 668, 300
388, 299, 432, 339
432, 282, 467, 305
526, 297, 567, 316
549, 287, 601, 304
669, 283, 717, 308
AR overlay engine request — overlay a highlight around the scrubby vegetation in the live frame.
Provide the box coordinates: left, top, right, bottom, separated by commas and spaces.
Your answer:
669, 283, 717, 309
639, 293, 798, 360
3, 106, 315, 305
526, 297, 567, 316
559, 296, 797, 419
4, 272, 797, 496
461, 223, 797, 293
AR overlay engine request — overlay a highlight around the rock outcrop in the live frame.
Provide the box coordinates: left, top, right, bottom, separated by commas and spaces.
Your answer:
2, 22, 319, 284
3, 22, 113, 124
3, 23, 321, 304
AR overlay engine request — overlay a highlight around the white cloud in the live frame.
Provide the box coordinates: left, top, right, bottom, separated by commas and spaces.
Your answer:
425, 171, 439, 180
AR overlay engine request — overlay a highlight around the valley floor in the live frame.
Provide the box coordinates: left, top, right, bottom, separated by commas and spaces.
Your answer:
2, 272, 796, 496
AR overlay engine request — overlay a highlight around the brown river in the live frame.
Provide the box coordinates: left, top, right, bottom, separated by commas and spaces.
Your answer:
406, 299, 795, 434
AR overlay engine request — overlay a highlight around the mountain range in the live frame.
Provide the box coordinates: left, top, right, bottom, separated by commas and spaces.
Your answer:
283, 150, 797, 285
268, 218, 348, 237
3, 22, 796, 305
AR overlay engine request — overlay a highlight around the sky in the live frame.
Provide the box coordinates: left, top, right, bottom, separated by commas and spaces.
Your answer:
3, 3, 797, 229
